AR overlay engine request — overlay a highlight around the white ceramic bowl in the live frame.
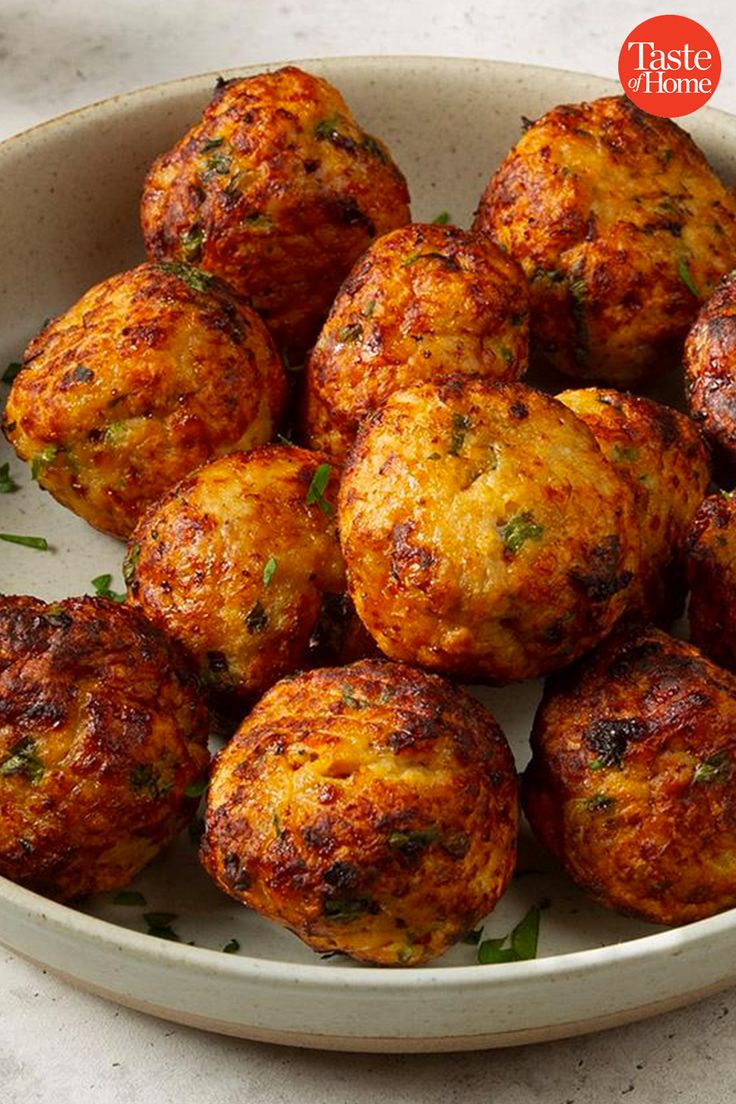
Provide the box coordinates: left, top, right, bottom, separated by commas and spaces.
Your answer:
2, 56, 736, 1052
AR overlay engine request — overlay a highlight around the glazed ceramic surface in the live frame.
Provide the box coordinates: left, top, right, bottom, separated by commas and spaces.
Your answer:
1, 56, 736, 1052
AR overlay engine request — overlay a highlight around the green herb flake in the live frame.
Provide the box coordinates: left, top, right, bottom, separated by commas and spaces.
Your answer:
222, 938, 240, 954
678, 257, 699, 297
91, 573, 126, 603
113, 890, 147, 907
388, 826, 439, 852
569, 278, 586, 301
144, 912, 181, 942
2, 361, 22, 384
122, 543, 140, 586
432, 211, 451, 225
613, 445, 640, 463
184, 778, 209, 798
0, 533, 49, 551
449, 413, 470, 456
498, 511, 544, 555
129, 763, 173, 800
30, 446, 57, 480
589, 757, 606, 771
201, 136, 224, 152
204, 150, 231, 175
401, 251, 451, 268
314, 113, 342, 140
245, 600, 268, 634
338, 321, 363, 344
477, 904, 541, 965
263, 555, 278, 588
340, 686, 370, 710
0, 736, 44, 783
158, 261, 214, 295
180, 226, 204, 262
323, 896, 373, 923
0, 462, 18, 493
587, 793, 616, 811
361, 298, 377, 319
693, 750, 731, 784
305, 462, 333, 516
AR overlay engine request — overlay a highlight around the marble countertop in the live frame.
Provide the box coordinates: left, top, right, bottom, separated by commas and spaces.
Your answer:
2, 2, 736, 1101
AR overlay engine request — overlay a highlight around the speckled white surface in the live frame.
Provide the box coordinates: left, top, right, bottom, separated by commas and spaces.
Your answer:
2, 1, 736, 1100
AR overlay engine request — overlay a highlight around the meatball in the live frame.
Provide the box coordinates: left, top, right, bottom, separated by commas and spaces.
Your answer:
304, 223, 529, 462
200, 659, 518, 966
687, 493, 736, 671
2, 262, 286, 539
557, 387, 710, 624
125, 446, 360, 711
0, 595, 209, 902
523, 624, 736, 925
685, 270, 736, 482
338, 378, 640, 683
474, 96, 736, 386
141, 66, 411, 358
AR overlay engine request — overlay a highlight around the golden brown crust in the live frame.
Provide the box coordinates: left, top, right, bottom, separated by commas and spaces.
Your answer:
474, 96, 736, 386
304, 224, 529, 462
125, 445, 356, 710
523, 624, 736, 925
140, 66, 411, 357
338, 378, 641, 683
684, 270, 736, 482
557, 387, 710, 624
687, 493, 736, 670
200, 659, 518, 965
0, 595, 209, 902
2, 262, 286, 539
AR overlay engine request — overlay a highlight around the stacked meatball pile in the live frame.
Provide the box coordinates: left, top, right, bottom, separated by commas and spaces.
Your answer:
4, 73, 736, 964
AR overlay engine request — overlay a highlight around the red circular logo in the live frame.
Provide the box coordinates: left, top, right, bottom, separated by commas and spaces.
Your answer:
618, 15, 720, 117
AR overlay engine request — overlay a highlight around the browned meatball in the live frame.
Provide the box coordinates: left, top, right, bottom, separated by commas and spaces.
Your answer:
2, 262, 286, 539
685, 270, 736, 483
474, 96, 736, 386
141, 66, 411, 358
201, 659, 518, 966
125, 446, 358, 711
523, 624, 736, 926
687, 493, 736, 670
304, 223, 529, 462
0, 595, 209, 902
338, 378, 641, 683
557, 387, 710, 624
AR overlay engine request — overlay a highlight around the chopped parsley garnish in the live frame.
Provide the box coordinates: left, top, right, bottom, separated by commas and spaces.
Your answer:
158, 261, 214, 295
2, 361, 22, 384
338, 322, 363, 344
122, 543, 140, 586
204, 150, 231, 175
323, 896, 373, 923
91, 573, 125, 602
144, 912, 181, 942
613, 445, 639, 463
185, 778, 209, 798
113, 890, 147, 907
201, 137, 224, 152
0, 462, 18, 493
263, 555, 278, 587
222, 938, 240, 954
587, 793, 616, 811
0, 533, 49, 550
401, 251, 451, 268
340, 686, 370, 710
477, 904, 541, 965
314, 113, 342, 140
569, 277, 586, 301
0, 737, 44, 783
388, 826, 438, 852
361, 298, 377, 318
245, 600, 268, 634
180, 226, 204, 262
432, 211, 451, 225
305, 463, 333, 515
129, 763, 173, 799
678, 257, 699, 297
30, 446, 57, 480
498, 512, 544, 555
449, 413, 470, 456
693, 750, 731, 784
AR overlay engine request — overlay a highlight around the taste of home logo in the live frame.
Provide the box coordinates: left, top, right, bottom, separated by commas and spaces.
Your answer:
618, 15, 721, 117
